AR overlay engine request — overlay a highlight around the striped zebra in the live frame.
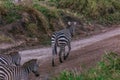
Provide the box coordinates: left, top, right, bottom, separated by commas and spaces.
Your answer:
0, 59, 39, 80
51, 21, 77, 66
0, 51, 21, 66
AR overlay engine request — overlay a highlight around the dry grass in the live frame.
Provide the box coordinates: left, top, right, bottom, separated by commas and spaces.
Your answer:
0, 34, 12, 43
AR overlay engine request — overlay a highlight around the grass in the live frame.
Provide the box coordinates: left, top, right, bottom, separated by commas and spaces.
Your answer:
50, 0, 120, 24
0, 0, 120, 45
0, 35, 12, 43
0, 0, 22, 24
53, 52, 120, 80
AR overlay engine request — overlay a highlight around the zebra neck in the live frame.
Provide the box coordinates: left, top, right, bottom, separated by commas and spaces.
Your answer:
9, 54, 15, 64
68, 28, 73, 37
22, 65, 32, 74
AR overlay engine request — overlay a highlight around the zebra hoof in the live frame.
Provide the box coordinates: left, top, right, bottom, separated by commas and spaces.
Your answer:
60, 60, 63, 63
52, 64, 55, 67
52, 62, 55, 67
64, 56, 67, 60
52, 63, 55, 67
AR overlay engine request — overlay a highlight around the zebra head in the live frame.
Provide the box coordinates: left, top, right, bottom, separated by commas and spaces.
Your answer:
9, 51, 21, 66
67, 21, 77, 37
32, 59, 40, 77
24, 59, 40, 77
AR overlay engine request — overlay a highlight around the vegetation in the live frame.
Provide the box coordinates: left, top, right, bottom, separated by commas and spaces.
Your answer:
52, 0, 120, 24
0, 0, 120, 79
53, 52, 120, 80
0, 34, 12, 43
0, 0, 120, 45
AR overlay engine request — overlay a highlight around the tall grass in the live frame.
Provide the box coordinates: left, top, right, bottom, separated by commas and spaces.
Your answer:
0, 34, 12, 43
53, 52, 120, 80
1, 0, 120, 44
0, 0, 22, 24
51, 0, 120, 24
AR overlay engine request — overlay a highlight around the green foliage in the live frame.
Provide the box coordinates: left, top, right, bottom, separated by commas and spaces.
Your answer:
53, 0, 120, 24
4, 10, 21, 24
33, 4, 59, 19
53, 70, 84, 80
26, 23, 39, 37
2, 0, 14, 9
0, 0, 22, 24
1, 0, 120, 44
53, 52, 120, 80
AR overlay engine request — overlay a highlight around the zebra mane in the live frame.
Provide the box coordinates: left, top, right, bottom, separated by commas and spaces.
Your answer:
9, 51, 19, 57
23, 59, 37, 67
22, 59, 37, 73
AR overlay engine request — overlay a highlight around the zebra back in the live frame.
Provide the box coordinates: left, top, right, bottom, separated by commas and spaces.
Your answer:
0, 51, 21, 66
0, 59, 39, 80
67, 21, 76, 37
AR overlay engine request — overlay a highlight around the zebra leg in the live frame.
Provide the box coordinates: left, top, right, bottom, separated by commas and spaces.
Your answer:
64, 43, 71, 60
52, 55, 55, 66
59, 48, 63, 63
52, 44, 57, 66
63, 47, 66, 60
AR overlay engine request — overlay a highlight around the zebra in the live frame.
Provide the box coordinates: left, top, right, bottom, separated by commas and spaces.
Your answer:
0, 50, 21, 66
51, 21, 77, 66
0, 59, 40, 80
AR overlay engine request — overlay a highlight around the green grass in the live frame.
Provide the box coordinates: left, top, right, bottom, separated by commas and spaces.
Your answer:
1, 0, 120, 45
53, 52, 120, 80
0, 0, 22, 24
49, 0, 120, 24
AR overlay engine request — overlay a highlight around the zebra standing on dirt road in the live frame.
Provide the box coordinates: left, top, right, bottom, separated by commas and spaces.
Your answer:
0, 59, 39, 80
0, 51, 21, 66
51, 21, 77, 66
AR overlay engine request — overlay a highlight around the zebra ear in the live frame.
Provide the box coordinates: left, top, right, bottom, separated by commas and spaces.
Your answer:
37, 59, 40, 65
74, 22, 77, 25
68, 21, 71, 25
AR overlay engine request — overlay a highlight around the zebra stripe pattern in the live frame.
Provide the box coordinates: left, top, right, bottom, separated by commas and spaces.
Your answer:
51, 21, 77, 66
0, 51, 21, 66
0, 59, 39, 80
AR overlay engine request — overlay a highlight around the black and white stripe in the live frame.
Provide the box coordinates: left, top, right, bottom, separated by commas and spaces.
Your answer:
0, 51, 21, 66
51, 21, 77, 66
0, 59, 39, 80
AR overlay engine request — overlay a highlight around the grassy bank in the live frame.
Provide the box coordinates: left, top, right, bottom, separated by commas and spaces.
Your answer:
50, 0, 120, 24
0, 0, 120, 45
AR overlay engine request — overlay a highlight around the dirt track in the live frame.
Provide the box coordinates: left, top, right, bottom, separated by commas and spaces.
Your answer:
18, 25, 120, 80
1, 25, 120, 80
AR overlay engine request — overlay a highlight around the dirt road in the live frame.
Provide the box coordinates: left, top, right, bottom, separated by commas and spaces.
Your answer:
1, 25, 120, 79
18, 25, 120, 79
20, 26, 120, 64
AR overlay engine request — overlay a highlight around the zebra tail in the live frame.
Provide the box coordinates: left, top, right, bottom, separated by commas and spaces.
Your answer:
54, 43, 57, 55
